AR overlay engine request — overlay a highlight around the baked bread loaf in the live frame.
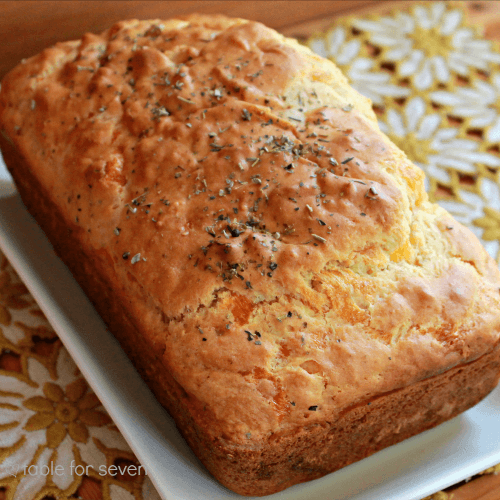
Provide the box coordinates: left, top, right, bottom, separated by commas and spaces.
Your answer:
1, 14, 500, 496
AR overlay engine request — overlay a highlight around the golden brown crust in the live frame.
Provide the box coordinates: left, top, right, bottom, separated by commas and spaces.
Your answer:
1, 14, 500, 496
2, 129, 500, 496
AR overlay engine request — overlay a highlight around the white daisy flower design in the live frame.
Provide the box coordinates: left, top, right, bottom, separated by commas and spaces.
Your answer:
0, 348, 131, 499
378, 96, 500, 189
427, 128, 500, 175
438, 178, 500, 261
430, 74, 500, 143
353, 3, 500, 90
377, 96, 444, 187
347, 58, 411, 105
309, 26, 361, 65
309, 27, 411, 105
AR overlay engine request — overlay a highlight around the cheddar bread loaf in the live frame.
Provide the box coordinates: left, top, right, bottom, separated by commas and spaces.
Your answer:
1, 14, 500, 496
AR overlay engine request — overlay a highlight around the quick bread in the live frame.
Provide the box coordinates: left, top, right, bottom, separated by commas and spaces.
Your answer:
1, 14, 500, 496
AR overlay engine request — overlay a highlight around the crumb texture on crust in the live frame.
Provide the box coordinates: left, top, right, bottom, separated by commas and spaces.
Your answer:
1, 14, 500, 446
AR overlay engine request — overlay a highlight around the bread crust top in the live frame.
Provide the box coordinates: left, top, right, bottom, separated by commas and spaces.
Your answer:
1, 15, 500, 442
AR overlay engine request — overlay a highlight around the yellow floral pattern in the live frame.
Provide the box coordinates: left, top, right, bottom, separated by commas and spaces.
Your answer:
0, 265, 30, 327
23, 379, 111, 449
307, 1, 500, 264
475, 206, 500, 241
0, 255, 160, 500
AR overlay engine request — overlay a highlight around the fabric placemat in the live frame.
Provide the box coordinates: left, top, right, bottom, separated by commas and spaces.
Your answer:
0, 253, 161, 500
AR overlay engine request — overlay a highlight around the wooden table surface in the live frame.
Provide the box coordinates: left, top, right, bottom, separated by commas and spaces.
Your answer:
1, 1, 500, 499
2, 0, 500, 80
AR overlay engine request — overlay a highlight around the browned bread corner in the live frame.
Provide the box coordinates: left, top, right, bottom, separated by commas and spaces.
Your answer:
1, 14, 500, 496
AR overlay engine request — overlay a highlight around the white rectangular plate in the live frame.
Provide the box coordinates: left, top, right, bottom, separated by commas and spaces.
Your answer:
0, 156, 499, 500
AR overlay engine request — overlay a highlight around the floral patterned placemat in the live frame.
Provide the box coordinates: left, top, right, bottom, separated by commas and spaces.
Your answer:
0, 253, 160, 500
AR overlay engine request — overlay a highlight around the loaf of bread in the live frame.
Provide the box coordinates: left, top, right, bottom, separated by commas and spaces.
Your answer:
1, 14, 500, 496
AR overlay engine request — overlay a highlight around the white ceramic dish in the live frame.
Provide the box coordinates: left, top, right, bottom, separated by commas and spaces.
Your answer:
0, 156, 499, 500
